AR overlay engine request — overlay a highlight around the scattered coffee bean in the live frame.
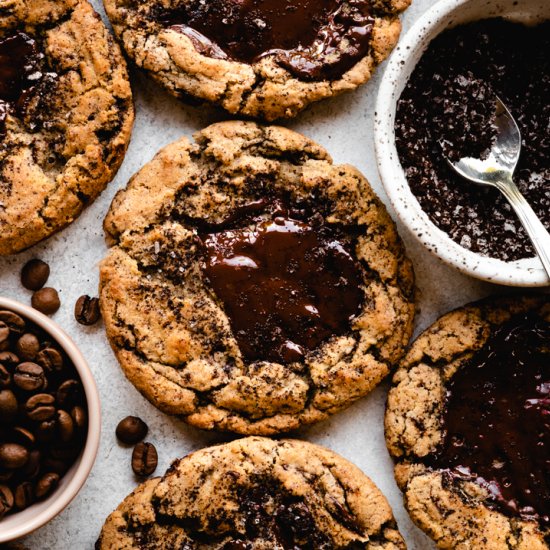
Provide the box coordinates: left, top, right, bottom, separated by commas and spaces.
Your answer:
36, 347, 63, 374
0, 389, 18, 423
131, 442, 158, 476
0, 308, 88, 518
116, 416, 148, 445
15, 333, 40, 361
25, 393, 56, 422
0, 311, 25, 336
0, 443, 29, 469
14, 481, 34, 510
56, 379, 82, 408
31, 288, 60, 315
21, 259, 50, 291
35, 472, 59, 500
14, 362, 45, 392
74, 295, 100, 326
0, 484, 14, 519
0, 322, 9, 345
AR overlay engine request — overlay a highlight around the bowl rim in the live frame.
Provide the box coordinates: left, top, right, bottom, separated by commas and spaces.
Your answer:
0, 296, 101, 543
374, 0, 550, 287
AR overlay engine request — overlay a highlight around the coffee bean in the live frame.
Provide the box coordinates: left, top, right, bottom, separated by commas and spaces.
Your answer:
131, 442, 158, 476
0, 311, 25, 336
74, 295, 101, 326
21, 259, 50, 291
35, 472, 59, 500
36, 347, 63, 373
14, 481, 34, 510
57, 410, 74, 443
21, 450, 41, 479
35, 419, 57, 443
71, 405, 87, 432
0, 351, 20, 369
0, 365, 10, 388
0, 322, 9, 345
0, 443, 29, 469
15, 333, 40, 361
25, 393, 56, 422
56, 379, 82, 408
0, 389, 18, 424
116, 416, 148, 445
0, 484, 14, 519
14, 362, 45, 392
31, 288, 60, 315
0, 340, 9, 351
12, 426, 35, 447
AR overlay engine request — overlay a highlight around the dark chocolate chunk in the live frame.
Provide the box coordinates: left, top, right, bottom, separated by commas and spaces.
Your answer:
154, 0, 374, 80
432, 312, 550, 525
199, 200, 363, 364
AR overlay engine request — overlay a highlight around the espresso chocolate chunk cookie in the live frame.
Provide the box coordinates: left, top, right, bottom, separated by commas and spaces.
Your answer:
0, 0, 134, 256
97, 437, 406, 549
103, 0, 410, 120
385, 294, 550, 549
99, 121, 415, 435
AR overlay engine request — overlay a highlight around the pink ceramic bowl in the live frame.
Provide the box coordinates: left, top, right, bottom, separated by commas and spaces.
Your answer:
0, 296, 101, 543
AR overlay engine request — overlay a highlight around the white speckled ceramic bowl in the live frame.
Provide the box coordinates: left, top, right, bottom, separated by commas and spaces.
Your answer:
375, 0, 550, 286
0, 297, 101, 543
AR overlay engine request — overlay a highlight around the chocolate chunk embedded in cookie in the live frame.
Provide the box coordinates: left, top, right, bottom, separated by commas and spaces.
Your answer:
385, 294, 550, 549
96, 437, 406, 549
0, 0, 134, 255
103, 0, 410, 120
99, 121, 415, 435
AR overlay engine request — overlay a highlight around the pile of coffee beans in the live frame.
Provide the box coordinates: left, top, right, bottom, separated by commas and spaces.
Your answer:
0, 309, 88, 519
115, 416, 157, 477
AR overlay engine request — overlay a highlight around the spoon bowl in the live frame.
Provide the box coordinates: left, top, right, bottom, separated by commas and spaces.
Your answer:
447, 97, 550, 279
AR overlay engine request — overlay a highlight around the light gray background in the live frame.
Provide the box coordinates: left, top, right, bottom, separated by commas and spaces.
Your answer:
0, 0, 504, 547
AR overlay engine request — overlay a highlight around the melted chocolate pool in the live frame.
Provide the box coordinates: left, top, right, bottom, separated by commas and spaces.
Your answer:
0, 31, 50, 137
155, 0, 374, 80
199, 201, 363, 364
433, 312, 550, 524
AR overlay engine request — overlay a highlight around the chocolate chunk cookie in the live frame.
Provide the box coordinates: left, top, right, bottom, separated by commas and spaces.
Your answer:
0, 0, 134, 255
99, 121, 415, 435
96, 437, 406, 549
102, 0, 410, 120
385, 294, 550, 549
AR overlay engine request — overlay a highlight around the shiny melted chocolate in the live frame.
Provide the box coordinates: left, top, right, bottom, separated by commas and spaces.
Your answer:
0, 31, 48, 137
155, 0, 374, 80
199, 201, 363, 364
433, 312, 550, 524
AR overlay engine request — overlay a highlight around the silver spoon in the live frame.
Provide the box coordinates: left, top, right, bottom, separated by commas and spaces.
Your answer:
447, 97, 550, 278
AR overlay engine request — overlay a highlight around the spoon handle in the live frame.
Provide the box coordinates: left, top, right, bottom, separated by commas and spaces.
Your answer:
494, 176, 550, 279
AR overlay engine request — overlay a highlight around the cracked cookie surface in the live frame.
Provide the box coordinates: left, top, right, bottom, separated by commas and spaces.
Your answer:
102, 0, 410, 120
385, 294, 550, 549
0, 0, 134, 256
96, 436, 406, 549
99, 121, 415, 435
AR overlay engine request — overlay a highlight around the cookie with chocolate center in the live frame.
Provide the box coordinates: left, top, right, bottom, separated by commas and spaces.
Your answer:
102, 0, 410, 120
385, 294, 550, 549
96, 437, 406, 549
99, 121, 415, 435
0, 0, 134, 255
